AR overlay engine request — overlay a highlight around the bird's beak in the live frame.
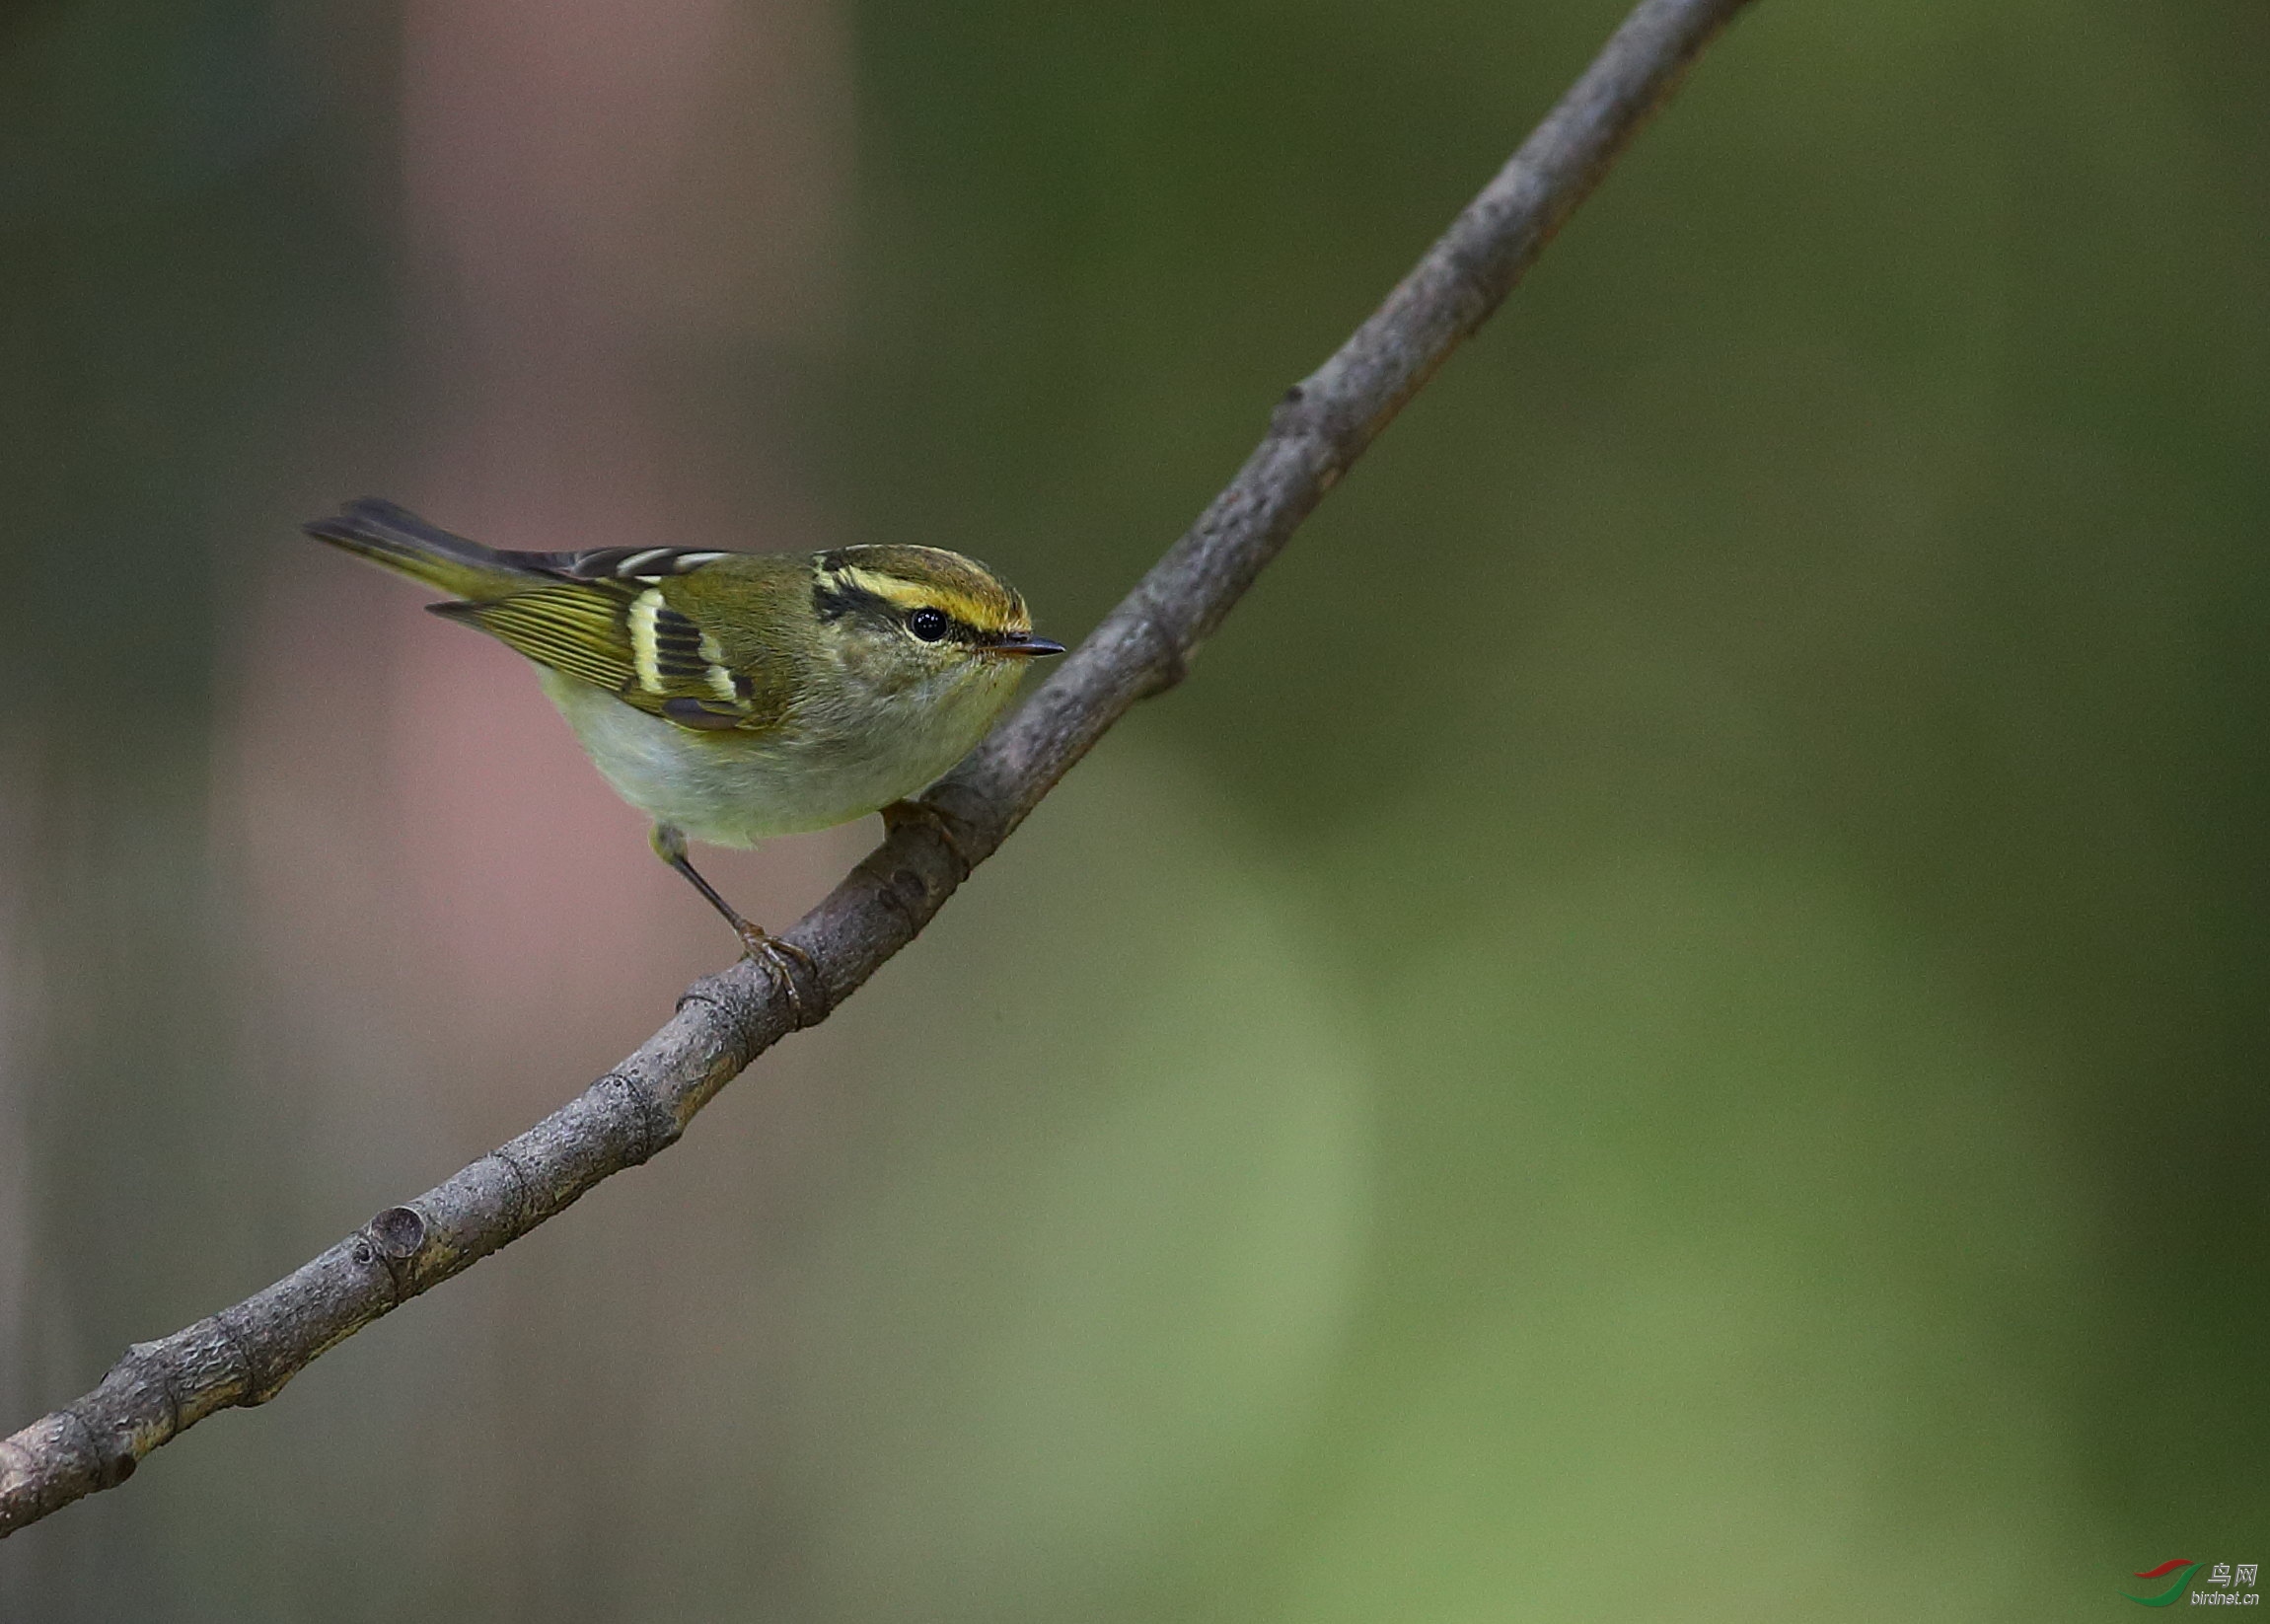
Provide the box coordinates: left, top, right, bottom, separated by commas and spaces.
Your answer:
990, 632, 1067, 658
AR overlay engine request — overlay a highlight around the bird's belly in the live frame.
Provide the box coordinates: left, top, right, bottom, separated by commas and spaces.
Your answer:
539, 670, 989, 848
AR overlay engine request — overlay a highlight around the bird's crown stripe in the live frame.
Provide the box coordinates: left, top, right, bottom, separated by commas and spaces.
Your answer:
823, 564, 1026, 633
828, 565, 935, 611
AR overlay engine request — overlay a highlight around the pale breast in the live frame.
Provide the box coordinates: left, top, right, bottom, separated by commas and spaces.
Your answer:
538, 665, 1021, 847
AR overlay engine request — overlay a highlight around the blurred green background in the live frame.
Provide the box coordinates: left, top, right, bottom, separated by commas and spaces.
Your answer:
3, 0, 2266, 1618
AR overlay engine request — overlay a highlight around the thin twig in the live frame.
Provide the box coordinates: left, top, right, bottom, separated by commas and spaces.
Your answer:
0, 0, 1755, 1537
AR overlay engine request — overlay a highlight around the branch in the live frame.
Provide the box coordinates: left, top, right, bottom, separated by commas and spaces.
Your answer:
0, 0, 1755, 1538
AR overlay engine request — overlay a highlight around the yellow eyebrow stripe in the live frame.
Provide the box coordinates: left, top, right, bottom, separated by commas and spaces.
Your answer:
831, 565, 1025, 633
832, 565, 931, 612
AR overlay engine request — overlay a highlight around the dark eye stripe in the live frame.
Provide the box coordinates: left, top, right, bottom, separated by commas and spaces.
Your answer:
811, 568, 991, 645
812, 577, 892, 624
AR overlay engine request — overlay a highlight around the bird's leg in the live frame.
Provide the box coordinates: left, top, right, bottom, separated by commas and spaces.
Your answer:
648, 824, 814, 1015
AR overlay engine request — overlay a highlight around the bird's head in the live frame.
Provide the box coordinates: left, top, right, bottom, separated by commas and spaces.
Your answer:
812, 543, 1066, 677
808, 545, 1064, 701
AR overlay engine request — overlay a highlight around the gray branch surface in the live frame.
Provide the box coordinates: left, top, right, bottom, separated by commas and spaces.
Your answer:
0, 0, 1755, 1538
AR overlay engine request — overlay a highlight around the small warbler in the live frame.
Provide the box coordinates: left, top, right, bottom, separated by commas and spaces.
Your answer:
307, 498, 1064, 990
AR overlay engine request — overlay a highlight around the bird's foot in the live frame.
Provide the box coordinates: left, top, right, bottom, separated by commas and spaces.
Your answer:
882, 797, 977, 875
735, 923, 815, 1021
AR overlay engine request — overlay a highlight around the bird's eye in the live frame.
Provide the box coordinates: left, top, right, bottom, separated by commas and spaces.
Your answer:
908, 607, 950, 642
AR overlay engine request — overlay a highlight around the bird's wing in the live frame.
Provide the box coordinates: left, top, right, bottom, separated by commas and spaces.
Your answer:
494, 544, 734, 584
431, 574, 769, 733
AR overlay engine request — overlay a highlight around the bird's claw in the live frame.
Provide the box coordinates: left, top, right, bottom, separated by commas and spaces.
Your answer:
736, 925, 815, 1021
882, 797, 976, 875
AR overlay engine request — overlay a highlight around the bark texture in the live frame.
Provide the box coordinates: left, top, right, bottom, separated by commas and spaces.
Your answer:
0, 0, 1757, 1537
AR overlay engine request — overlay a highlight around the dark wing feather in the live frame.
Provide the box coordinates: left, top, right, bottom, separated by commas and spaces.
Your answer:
429, 584, 640, 695
497, 545, 734, 583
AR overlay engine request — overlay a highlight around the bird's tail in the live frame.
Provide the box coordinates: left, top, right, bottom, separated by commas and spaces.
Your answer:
304, 498, 544, 602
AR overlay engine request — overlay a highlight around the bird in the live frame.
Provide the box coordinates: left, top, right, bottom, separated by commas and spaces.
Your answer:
306, 498, 1064, 997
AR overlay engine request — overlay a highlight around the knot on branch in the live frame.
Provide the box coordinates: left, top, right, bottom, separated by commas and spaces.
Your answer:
371, 1206, 426, 1259
349, 1206, 429, 1302
1267, 375, 1372, 498
1270, 376, 1359, 454
1271, 379, 1320, 438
